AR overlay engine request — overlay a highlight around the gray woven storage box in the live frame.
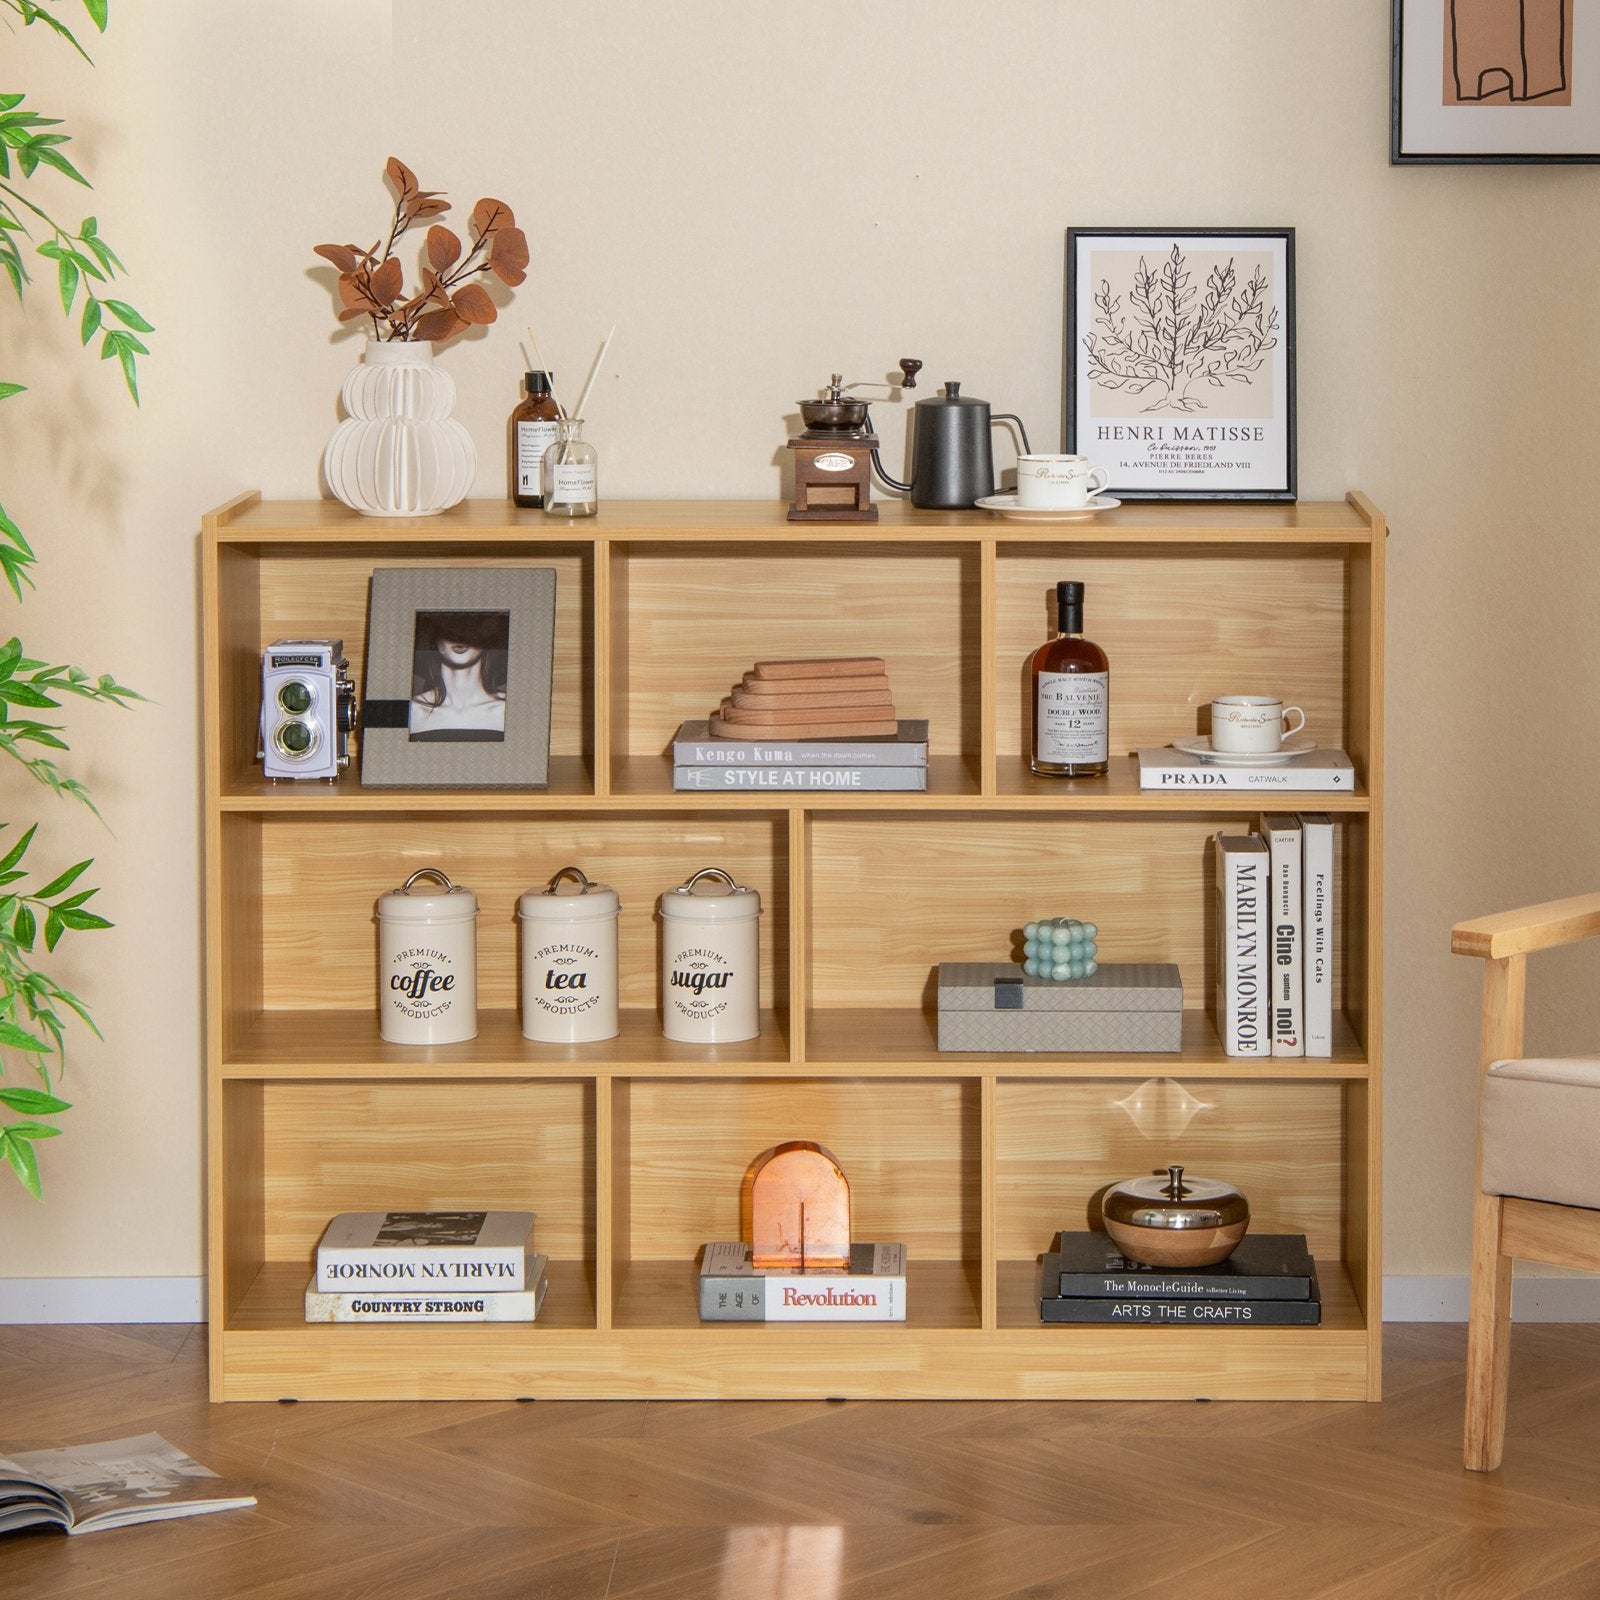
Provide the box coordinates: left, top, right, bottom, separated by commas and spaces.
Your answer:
936, 962, 1183, 1053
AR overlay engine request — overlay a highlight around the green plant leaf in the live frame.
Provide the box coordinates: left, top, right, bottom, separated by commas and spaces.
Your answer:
52, 907, 110, 933
0, 381, 24, 401
0, 680, 59, 708
34, 858, 91, 899
0, 822, 37, 873
0, 1085, 71, 1115
0, 1018, 48, 1051
19, 3, 93, 63
102, 298, 152, 332
0, 509, 33, 557
14, 905, 35, 950
6, 1121, 62, 1140
56, 252, 77, 314
80, 0, 109, 32
32, 145, 89, 185
79, 292, 99, 343
1, 1130, 43, 1199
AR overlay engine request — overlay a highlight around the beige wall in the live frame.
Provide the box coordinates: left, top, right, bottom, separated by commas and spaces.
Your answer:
3, 1, 1596, 1286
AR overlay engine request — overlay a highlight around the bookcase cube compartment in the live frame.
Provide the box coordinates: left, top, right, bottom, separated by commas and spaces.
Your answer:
608, 1075, 982, 1330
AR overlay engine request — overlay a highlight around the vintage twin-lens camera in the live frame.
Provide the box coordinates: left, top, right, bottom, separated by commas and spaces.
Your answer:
259, 639, 356, 781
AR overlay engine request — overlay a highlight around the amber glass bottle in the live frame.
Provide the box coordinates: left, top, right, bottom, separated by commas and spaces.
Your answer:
1029, 580, 1109, 777
509, 371, 560, 507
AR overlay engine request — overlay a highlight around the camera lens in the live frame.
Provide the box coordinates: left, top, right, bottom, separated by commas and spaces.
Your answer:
275, 720, 316, 758
277, 680, 314, 715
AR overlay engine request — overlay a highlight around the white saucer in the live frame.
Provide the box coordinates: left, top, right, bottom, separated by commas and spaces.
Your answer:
974, 494, 1120, 522
1173, 735, 1318, 765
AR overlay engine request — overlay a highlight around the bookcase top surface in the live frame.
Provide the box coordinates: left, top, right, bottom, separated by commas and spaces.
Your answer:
203, 493, 1384, 546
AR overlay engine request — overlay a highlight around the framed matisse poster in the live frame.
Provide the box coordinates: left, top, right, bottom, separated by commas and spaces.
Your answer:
1394, 0, 1600, 161
1065, 228, 1295, 502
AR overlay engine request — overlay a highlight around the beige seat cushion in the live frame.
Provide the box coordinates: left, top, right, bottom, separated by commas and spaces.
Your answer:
1480, 1057, 1600, 1210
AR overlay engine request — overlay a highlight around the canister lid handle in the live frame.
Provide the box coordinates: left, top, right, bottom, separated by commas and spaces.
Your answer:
544, 865, 593, 895
681, 866, 738, 894
401, 867, 456, 894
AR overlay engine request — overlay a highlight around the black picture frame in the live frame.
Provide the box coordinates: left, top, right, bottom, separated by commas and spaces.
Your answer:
360, 566, 557, 789
1393, 0, 1599, 163
1064, 227, 1296, 502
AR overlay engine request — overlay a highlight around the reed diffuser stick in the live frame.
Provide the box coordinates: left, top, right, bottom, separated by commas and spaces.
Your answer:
570, 324, 616, 427
525, 326, 568, 418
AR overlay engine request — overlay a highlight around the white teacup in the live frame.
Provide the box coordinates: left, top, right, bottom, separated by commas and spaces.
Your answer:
1209, 695, 1306, 754
1015, 454, 1110, 509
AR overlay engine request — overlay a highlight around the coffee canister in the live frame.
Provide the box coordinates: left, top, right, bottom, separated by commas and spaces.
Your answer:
376, 867, 478, 1045
517, 865, 621, 1043
658, 866, 762, 1043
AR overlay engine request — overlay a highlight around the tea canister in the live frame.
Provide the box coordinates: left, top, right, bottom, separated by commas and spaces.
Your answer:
376, 867, 478, 1045
1101, 1164, 1250, 1269
517, 865, 621, 1043
658, 866, 762, 1043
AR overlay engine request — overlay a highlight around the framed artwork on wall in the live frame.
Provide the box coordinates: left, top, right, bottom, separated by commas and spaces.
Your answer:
359, 566, 557, 788
1064, 227, 1296, 502
1393, 0, 1600, 162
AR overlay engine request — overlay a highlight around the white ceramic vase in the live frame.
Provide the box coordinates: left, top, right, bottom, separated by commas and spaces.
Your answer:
323, 339, 476, 517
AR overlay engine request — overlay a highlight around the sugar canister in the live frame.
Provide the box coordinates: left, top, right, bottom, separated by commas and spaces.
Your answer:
517, 865, 621, 1043
376, 867, 478, 1044
658, 866, 762, 1043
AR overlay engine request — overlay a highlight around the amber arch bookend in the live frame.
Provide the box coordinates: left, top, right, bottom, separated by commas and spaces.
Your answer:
747, 1141, 852, 1269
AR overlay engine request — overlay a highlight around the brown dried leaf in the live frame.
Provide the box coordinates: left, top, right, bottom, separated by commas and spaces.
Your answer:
370, 257, 404, 307
426, 225, 462, 274
471, 197, 511, 237
337, 273, 380, 312
411, 197, 451, 220
337, 306, 373, 322
385, 156, 419, 199
413, 307, 467, 343
489, 226, 529, 287
450, 282, 497, 325
314, 243, 360, 274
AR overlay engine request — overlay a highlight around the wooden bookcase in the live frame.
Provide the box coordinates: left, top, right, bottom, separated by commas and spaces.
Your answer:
201, 492, 1385, 1402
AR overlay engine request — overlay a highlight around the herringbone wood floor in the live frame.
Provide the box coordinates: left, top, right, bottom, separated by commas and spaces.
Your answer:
4, 1323, 1600, 1598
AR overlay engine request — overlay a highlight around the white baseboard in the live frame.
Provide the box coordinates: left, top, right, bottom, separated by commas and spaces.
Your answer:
5, 1275, 1600, 1326
0, 1277, 204, 1324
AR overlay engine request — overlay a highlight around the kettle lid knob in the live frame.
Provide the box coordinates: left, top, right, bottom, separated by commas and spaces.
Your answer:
945, 380, 961, 399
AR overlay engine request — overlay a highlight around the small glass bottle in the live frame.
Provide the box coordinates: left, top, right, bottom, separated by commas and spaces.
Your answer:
541, 418, 598, 518
1029, 580, 1110, 777
509, 370, 560, 508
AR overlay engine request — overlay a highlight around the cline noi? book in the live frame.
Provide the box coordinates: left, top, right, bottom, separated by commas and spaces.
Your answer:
699, 1242, 907, 1321
314, 1211, 537, 1293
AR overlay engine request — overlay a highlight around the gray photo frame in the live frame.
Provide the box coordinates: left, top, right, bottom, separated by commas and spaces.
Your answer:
360, 566, 557, 789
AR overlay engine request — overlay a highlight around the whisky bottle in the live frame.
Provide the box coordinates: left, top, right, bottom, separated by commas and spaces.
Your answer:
1030, 580, 1109, 777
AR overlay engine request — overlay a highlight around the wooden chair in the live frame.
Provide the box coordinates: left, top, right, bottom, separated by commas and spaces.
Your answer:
1451, 890, 1600, 1471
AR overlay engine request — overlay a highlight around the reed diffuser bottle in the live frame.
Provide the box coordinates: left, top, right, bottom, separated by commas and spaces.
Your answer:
541, 418, 598, 518
509, 370, 560, 508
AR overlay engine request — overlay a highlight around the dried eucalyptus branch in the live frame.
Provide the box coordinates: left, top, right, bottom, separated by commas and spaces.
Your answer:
314, 158, 529, 344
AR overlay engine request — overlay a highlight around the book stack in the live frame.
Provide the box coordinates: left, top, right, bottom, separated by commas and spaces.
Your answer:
1213, 812, 1335, 1058
1039, 1231, 1322, 1325
698, 1240, 908, 1321
1136, 746, 1354, 790
305, 1209, 548, 1323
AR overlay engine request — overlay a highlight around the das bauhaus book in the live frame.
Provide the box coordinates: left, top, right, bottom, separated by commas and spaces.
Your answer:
0, 1434, 256, 1536
1213, 832, 1271, 1057
1301, 812, 1334, 1056
314, 1210, 538, 1293
1136, 748, 1354, 790
305, 1256, 549, 1322
698, 1241, 907, 1321
672, 720, 928, 767
1049, 1231, 1317, 1299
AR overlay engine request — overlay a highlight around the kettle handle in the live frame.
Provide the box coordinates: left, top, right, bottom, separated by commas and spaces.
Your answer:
989, 412, 1033, 457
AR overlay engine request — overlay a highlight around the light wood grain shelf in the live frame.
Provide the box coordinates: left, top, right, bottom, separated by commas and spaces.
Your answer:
203, 492, 1385, 1402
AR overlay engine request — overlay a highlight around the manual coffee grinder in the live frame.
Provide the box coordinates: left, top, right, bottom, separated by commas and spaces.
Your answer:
787, 359, 921, 522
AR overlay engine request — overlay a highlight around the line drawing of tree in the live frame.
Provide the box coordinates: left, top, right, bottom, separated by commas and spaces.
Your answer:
1083, 244, 1278, 415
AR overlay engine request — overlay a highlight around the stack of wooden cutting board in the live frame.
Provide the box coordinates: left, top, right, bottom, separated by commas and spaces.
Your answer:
711, 657, 897, 738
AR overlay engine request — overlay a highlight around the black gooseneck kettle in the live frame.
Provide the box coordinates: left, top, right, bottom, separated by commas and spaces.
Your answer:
869, 369, 1033, 510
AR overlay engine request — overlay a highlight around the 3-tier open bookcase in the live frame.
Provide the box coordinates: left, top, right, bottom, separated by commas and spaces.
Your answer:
202, 491, 1385, 1402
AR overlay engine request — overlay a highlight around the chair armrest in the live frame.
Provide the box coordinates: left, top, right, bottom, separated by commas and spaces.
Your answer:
1452, 890, 1600, 960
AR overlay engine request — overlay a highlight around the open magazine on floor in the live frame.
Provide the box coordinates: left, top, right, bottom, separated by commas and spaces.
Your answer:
0, 1432, 256, 1536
